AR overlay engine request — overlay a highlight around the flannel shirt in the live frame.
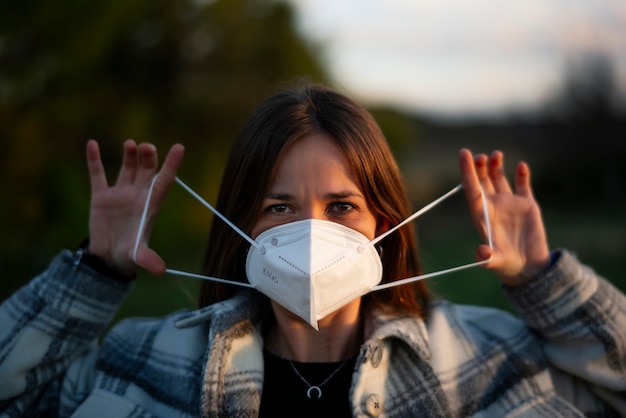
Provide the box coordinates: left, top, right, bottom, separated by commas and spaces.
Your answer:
0, 249, 625, 417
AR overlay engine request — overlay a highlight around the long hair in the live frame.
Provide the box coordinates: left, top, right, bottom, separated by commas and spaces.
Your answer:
199, 83, 429, 317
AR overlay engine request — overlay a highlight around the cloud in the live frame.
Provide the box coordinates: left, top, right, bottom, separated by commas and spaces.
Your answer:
288, 0, 626, 116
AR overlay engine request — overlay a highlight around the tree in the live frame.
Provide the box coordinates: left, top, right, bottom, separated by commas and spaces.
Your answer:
538, 53, 626, 208
0, 0, 327, 305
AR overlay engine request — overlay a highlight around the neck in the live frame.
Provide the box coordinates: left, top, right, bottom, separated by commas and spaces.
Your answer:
265, 299, 363, 362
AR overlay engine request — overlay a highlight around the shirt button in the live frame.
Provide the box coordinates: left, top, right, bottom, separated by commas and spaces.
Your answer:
370, 343, 383, 368
364, 393, 383, 416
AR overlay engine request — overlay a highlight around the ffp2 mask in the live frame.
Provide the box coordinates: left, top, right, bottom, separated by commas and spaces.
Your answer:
246, 218, 382, 329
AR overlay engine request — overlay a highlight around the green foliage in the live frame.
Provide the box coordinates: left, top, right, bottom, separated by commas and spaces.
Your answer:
0, 0, 327, 299
368, 106, 417, 154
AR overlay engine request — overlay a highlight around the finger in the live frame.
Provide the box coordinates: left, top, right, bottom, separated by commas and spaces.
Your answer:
488, 151, 512, 194
460, 149, 494, 244
459, 148, 485, 209
117, 139, 139, 185
459, 148, 479, 192
158, 143, 185, 184
136, 142, 159, 184
475, 244, 494, 264
514, 161, 533, 197
134, 246, 167, 275
149, 143, 185, 209
86, 139, 108, 192
474, 153, 495, 194
459, 148, 480, 196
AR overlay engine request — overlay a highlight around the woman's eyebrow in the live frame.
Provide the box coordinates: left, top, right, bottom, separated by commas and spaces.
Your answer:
325, 191, 364, 200
264, 192, 294, 200
264, 190, 365, 200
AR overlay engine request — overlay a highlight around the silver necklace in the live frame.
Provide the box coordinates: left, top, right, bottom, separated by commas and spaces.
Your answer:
288, 358, 348, 399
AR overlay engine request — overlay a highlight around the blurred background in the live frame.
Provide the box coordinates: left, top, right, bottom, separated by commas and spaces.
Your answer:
1, 0, 625, 320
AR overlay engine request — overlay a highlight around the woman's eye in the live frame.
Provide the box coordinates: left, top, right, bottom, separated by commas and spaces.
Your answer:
269, 204, 292, 214
330, 202, 355, 213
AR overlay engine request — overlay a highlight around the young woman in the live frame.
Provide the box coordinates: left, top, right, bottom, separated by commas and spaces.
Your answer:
1, 84, 624, 417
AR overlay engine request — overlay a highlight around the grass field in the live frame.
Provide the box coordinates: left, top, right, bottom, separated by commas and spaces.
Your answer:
423, 207, 626, 313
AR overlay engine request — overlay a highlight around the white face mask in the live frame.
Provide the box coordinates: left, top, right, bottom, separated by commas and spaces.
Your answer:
134, 177, 493, 330
246, 219, 382, 329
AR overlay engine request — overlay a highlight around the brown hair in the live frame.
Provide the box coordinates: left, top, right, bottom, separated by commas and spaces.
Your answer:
199, 83, 429, 317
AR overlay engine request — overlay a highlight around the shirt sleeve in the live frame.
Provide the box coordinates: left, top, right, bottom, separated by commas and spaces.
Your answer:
504, 249, 626, 413
0, 250, 132, 417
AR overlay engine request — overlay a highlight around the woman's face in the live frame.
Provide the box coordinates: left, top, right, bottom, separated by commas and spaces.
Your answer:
251, 132, 379, 241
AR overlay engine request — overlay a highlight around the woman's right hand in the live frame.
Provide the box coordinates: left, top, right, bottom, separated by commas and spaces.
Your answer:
86, 139, 185, 276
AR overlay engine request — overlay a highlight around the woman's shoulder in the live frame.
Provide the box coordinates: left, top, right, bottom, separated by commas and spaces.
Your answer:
102, 290, 267, 357
428, 299, 529, 346
103, 309, 210, 359
425, 300, 544, 377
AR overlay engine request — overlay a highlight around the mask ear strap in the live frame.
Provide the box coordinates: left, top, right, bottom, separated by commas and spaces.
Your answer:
133, 175, 160, 263
132, 175, 257, 288
165, 268, 256, 288
370, 183, 494, 291
173, 177, 259, 248
133, 175, 259, 254
371, 257, 491, 290
370, 184, 463, 247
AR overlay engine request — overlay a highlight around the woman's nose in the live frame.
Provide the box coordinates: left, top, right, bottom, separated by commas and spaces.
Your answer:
298, 205, 327, 222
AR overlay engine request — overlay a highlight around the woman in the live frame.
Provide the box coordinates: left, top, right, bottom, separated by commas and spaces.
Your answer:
1, 84, 624, 417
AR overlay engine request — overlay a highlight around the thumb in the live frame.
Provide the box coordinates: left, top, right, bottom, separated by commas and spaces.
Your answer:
134, 246, 167, 275
476, 244, 493, 264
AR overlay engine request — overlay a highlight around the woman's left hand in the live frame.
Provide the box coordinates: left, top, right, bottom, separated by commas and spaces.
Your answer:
459, 149, 551, 287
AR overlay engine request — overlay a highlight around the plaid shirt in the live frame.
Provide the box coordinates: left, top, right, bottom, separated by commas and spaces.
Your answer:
1, 249, 624, 417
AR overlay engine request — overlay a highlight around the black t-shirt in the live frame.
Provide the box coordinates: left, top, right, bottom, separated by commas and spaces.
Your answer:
259, 350, 356, 417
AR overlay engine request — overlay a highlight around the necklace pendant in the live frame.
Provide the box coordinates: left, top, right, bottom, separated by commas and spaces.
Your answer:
288, 357, 347, 401
307, 386, 322, 399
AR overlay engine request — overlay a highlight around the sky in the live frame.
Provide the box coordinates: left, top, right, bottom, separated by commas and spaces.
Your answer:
287, 0, 626, 118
